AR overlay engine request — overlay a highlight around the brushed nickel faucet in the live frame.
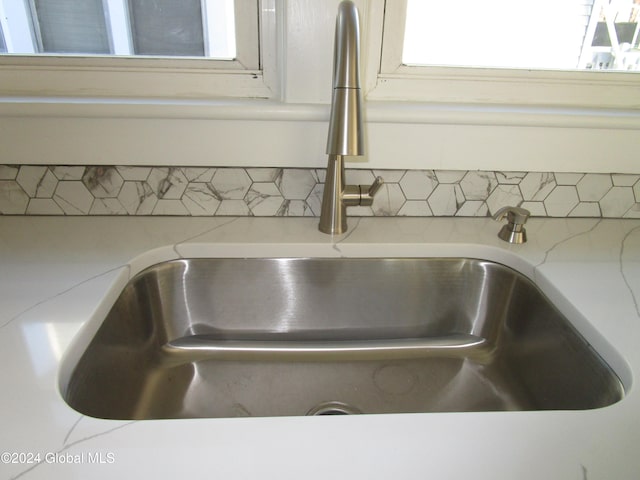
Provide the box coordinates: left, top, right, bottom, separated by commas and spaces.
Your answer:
318, 0, 383, 235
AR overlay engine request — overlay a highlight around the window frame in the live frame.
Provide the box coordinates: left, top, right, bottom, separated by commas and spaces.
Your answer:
0, 0, 274, 99
365, 0, 640, 109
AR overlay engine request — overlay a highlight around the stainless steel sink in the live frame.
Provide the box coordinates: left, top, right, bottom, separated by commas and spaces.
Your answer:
62, 257, 624, 419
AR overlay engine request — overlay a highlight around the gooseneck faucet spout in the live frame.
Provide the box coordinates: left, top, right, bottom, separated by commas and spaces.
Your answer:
319, 0, 383, 235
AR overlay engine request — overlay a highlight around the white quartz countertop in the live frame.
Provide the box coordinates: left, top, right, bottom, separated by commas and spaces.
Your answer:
1, 216, 639, 480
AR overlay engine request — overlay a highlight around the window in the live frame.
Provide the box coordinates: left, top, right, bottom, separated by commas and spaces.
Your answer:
402, 0, 640, 71
369, 0, 640, 108
0, 0, 269, 99
0, 0, 237, 59
0, 1, 636, 108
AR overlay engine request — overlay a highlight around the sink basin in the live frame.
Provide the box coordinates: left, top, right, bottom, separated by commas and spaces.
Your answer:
62, 257, 624, 419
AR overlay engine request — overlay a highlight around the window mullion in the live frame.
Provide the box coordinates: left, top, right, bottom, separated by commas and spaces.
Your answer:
378, 0, 407, 73
25, 0, 44, 53
0, 0, 37, 53
233, 0, 259, 69
203, 0, 237, 59
104, 0, 132, 55
202, 0, 211, 57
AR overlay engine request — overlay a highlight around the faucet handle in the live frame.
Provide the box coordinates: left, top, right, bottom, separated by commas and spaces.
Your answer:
359, 176, 384, 206
342, 176, 384, 207
368, 176, 384, 197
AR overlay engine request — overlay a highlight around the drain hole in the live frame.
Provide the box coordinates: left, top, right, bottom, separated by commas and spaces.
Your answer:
306, 401, 361, 416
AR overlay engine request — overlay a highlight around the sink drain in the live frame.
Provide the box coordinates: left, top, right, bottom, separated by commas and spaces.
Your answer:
306, 401, 361, 416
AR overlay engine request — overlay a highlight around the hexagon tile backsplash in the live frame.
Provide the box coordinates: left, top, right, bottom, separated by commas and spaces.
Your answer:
1, 165, 639, 218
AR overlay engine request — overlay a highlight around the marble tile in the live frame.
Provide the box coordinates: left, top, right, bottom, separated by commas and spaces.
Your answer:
495, 171, 526, 184
612, 174, 639, 187
624, 204, 640, 219
428, 184, 465, 216
555, 173, 584, 185
314, 169, 326, 184
398, 200, 432, 216
435, 170, 466, 184
246, 183, 284, 216
181, 167, 216, 183
116, 166, 152, 181
455, 200, 489, 217
53, 181, 94, 215
577, 174, 612, 201
600, 187, 636, 217
519, 172, 556, 201
544, 186, 579, 217
0, 180, 29, 214
25, 198, 64, 215
372, 183, 405, 216
460, 171, 498, 201
275, 169, 316, 200
486, 185, 523, 216
310, 169, 323, 183
50, 166, 85, 180
153, 199, 190, 216
17, 166, 58, 198
117, 181, 158, 215
1, 164, 637, 219
569, 202, 601, 217
147, 167, 189, 199
210, 168, 252, 200
216, 199, 252, 216
520, 201, 547, 217
90, 198, 128, 215
37, 169, 59, 198
399, 170, 437, 200
0, 165, 18, 180
16, 166, 48, 197
277, 200, 315, 217
82, 167, 124, 198
247, 168, 281, 182
182, 183, 221, 216
306, 184, 324, 216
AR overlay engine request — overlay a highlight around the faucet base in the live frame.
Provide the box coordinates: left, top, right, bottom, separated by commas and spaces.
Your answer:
319, 154, 348, 235
318, 154, 385, 235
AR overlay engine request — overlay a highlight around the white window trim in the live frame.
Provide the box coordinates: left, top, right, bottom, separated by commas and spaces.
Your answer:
0, 0, 274, 99
364, 0, 640, 110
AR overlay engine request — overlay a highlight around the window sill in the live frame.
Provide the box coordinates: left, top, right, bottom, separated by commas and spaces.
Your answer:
0, 96, 638, 173
0, 56, 272, 99
1, 96, 639, 130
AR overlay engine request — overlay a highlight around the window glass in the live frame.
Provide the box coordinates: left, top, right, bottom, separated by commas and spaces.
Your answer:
128, 0, 204, 56
0, 0, 237, 59
403, 0, 640, 71
32, 0, 110, 54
